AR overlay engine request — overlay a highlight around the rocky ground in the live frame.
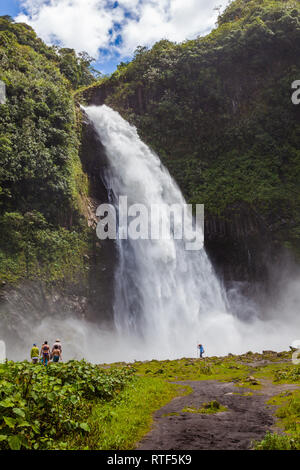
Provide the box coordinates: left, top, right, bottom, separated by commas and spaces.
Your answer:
137, 360, 299, 450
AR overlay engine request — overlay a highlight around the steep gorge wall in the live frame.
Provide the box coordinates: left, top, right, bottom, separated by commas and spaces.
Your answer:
0, 17, 117, 335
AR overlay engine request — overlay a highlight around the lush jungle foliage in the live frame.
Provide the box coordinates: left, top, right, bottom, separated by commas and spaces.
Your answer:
82, 0, 300, 256
0, 359, 183, 450
0, 360, 134, 450
0, 17, 97, 284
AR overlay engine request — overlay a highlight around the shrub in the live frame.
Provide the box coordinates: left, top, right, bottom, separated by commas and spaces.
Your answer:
0, 360, 134, 449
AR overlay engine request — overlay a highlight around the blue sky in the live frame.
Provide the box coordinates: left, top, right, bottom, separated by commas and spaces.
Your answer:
0, 0, 226, 75
0, 0, 20, 18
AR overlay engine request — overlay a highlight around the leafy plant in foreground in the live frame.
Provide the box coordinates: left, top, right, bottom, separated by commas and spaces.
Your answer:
0, 360, 134, 449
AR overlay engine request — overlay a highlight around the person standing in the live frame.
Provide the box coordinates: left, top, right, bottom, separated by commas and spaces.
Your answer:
30, 344, 40, 364
198, 343, 205, 358
51, 339, 62, 360
52, 339, 62, 353
40, 341, 50, 366
52, 345, 62, 363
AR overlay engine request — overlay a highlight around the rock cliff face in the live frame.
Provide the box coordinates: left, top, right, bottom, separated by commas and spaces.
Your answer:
78, 113, 117, 324
205, 205, 270, 283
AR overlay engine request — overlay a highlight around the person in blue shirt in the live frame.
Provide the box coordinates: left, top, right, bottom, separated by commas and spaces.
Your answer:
198, 343, 205, 358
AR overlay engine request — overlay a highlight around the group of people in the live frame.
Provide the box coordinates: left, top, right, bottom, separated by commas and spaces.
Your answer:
30, 340, 203, 363
30, 339, 62, 366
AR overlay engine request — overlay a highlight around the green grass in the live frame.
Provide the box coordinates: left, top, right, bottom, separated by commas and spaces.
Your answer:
250, 363, 300, 386
269, 390, 300, 432
253, 389, 300, 449
130, 357, 250, 383
67, 377, 191, 450
182, 400, 228, 414
253, 431, 300, 450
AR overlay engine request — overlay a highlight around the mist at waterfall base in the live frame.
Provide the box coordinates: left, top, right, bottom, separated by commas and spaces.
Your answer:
3, 105, 300, 363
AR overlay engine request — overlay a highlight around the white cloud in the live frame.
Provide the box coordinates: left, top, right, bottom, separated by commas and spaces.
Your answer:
16, 0, 119, 57
118, 0, 225, 56
15, 0, 227, 60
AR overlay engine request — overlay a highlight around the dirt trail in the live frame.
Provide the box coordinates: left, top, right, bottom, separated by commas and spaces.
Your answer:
137, 379, 299, 450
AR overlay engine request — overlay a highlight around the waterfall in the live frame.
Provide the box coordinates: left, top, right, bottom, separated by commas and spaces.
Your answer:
2, 104, 299, 362
84, 105, 233, 358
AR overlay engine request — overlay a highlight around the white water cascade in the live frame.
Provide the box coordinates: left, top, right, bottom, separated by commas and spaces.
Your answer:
84, 105, 237, 358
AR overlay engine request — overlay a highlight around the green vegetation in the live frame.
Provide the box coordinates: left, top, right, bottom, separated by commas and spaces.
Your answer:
85, 0, 300, 256
251, 361, 300, 384
250, 361, 300, 449
0, 352, 299, 450
182, 400, 228, 414
131, 355, 259, 382
274, 364, 300, 383
254, 431, 300, 450
0, 16, 97, 285
131, 351, 292, 387
0, 16, 98, 88
254, 389, 300, 449
69, 377, 189, 450
0, 211, 89, 284
0, 360, 134, 450
0, 359, 190, 450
